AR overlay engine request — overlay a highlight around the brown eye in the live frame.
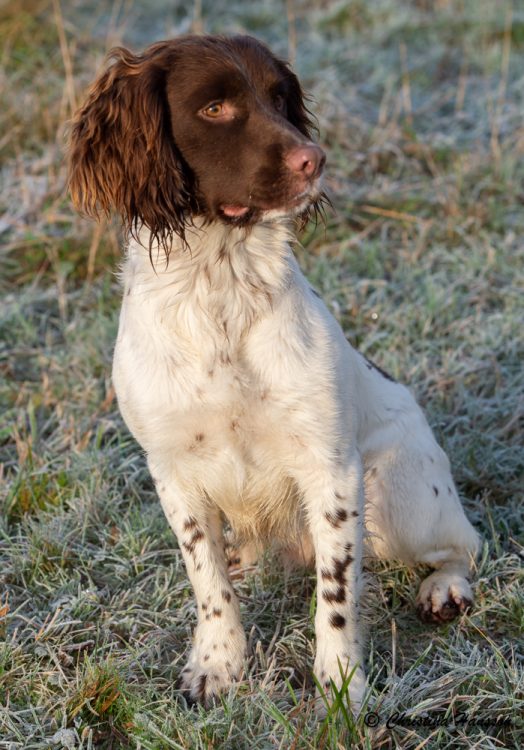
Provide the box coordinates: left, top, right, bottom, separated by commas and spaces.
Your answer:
202, 102, 224, 118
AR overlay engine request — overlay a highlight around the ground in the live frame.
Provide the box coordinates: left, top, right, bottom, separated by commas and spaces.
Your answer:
0, 0, 523, 748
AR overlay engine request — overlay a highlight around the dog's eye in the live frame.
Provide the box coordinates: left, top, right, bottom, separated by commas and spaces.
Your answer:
202, 102, 225, 118
274, 95, 286, 113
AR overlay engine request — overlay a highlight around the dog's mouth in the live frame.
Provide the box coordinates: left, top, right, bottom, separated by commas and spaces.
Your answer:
219, 184, 321, 224
219, 204, 256, 225
220, 204, 252, 219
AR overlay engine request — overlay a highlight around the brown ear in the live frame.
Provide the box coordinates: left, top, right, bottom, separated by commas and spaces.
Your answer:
68, 43, 191, 250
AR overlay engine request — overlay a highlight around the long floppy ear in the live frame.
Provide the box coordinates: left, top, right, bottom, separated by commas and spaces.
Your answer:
68, 43, 191, 251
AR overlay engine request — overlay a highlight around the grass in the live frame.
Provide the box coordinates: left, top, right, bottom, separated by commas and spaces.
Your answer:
1, 0, 523, 747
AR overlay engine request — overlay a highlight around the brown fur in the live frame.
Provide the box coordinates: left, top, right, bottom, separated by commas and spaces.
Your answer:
68, 35, 323, 255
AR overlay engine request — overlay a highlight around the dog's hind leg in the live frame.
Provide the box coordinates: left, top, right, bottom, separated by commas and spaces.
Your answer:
358, 371, 480, 622
364, 432, 479, 621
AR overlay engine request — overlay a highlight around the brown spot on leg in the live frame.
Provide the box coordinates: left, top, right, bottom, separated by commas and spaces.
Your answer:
329, 612, 346, 629
333, 553, 354, 586
183, 517, 198, 531
322, 586, 346, 604
222, 590, 232, 603
325, 508, 348, 528
183, 528, 205, 555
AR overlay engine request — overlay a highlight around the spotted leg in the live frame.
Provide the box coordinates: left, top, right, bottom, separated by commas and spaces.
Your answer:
297, 452, 366, 712
151, 467, 246, 704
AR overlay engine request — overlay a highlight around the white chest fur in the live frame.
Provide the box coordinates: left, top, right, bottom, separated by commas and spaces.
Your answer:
112, 221, 343, 538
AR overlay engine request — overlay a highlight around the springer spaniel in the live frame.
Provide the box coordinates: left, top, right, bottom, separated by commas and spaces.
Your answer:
68, 35, 479, 710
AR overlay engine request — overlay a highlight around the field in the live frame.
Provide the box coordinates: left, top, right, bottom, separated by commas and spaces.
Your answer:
1, 0, 523, 748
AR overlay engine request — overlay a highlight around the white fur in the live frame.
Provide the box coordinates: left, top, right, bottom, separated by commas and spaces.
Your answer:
112, 218, 479, 708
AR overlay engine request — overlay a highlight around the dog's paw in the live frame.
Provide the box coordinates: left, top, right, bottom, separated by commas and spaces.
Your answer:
416, 570, 473, 624
314, 655, 366, 715
179, 624, 246, 705
179, 660, 239, 705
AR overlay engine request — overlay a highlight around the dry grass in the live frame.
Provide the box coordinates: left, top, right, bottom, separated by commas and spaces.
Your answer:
1, 1, 523, 748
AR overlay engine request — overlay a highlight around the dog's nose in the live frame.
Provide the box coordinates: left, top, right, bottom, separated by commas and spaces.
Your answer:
285, 144, 326, 179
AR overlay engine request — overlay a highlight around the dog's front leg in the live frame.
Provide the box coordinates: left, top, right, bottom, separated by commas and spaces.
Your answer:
298, 452, 366, 711
150, 467, 246, 704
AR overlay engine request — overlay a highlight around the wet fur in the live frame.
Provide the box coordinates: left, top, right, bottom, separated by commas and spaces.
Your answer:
69, 34, 480, 710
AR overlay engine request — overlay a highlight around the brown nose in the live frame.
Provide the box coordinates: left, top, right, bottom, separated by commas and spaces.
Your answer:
285, 144, 326, 179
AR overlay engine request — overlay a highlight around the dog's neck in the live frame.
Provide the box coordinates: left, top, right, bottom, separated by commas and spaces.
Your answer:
121, 218, 298, 344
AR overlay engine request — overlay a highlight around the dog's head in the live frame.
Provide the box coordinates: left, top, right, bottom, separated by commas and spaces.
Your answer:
68, 35, 326, 250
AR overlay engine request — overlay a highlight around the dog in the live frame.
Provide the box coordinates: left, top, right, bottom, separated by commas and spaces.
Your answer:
68, 34, 480, 710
